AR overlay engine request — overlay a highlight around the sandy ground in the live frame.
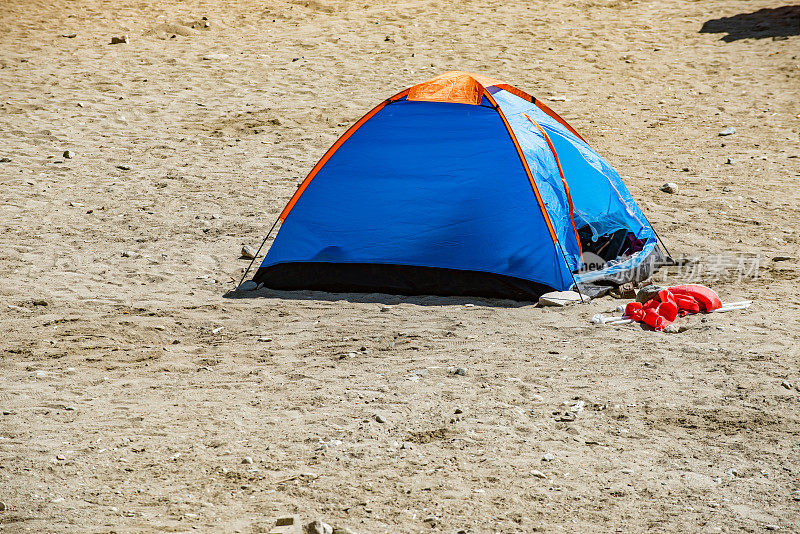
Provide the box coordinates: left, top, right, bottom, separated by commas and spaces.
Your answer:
1, 0, 800, 532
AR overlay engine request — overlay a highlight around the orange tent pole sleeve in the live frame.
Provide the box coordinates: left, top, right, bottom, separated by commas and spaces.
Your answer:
492, 83, 587, 144
492, 83, 533, 103
524, 114, 583, 256
483, 91, 559, 247
532, 99, 587, 144
279, 88, 410, 221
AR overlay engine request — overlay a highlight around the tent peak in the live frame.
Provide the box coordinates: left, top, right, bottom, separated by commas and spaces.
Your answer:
406, 71, 533, 106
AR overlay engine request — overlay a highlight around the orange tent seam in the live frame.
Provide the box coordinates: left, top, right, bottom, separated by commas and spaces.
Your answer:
483, 91, 559, 247
279, 88, 410, 221
524, 114, 583, 256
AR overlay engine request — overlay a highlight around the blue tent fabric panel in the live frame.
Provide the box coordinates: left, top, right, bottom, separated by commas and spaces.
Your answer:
261, 100, 575, 291
499, 105, 583, 271
492, 91, 654, 242
493, 89, 660, 283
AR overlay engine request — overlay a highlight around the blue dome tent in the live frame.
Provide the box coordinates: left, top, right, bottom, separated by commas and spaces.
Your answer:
245, 71, 667, 300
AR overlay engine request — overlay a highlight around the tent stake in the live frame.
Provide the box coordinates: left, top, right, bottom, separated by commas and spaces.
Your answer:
236, 216, 281, 290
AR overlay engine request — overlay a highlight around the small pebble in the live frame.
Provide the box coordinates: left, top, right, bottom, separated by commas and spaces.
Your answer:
241, 245, 257, 259
718, 126, 736, 136
726, 157, 735, 164
781, 381, 792, 390
530, 469, 548, 479
305, 520, 333, 534
452, 367, 467, 376
63, 150, 74, 159
636, 284, 664, 303
0, 501, 7, 511
374, 414, 386, 423
660, 182, 678, 194
0, 157, 11, 163
555, 411, 576, 422
116, 164, 131, 171
275, 515, 299, 527
239, 280, 258, 291
542, 453, 555, 462
241, 456, 253, 464
110, 35, 129, 44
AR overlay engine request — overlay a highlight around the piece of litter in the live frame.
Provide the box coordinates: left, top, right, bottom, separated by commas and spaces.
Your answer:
570, 400, 585, 413
539, 290, 584, 307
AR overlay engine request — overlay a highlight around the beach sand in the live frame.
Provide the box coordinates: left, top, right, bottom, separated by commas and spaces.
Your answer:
1, 0, 799, 531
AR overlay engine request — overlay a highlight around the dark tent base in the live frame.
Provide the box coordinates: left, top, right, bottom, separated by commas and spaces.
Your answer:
252, 262, 555, 301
